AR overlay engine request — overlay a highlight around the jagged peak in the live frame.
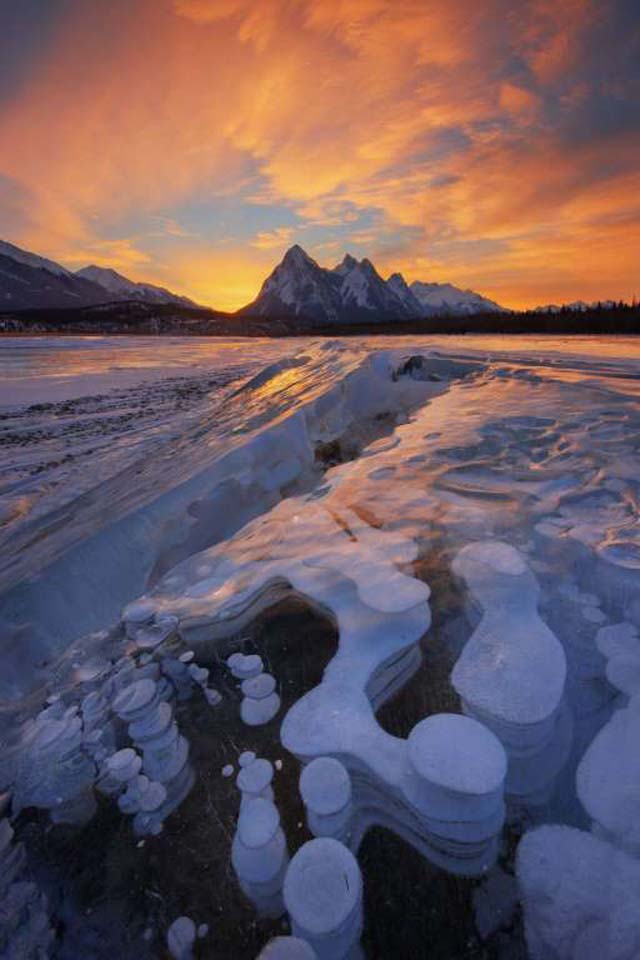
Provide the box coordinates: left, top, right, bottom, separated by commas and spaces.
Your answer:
281, 244, 316, 268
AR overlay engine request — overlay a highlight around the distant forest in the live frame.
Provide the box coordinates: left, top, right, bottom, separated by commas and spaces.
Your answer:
1, 299, 638, 337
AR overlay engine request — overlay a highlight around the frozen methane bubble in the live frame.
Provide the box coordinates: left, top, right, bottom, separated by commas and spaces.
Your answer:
0, 817, 54, 959
80, 688, 116, 764
241, 671, 281, 727
204, 686, 223, 706
283, 838, 363, 960
237, 758, 274, 807
576, 695, 640, 854
13, 708, 96, 826
113, 677, 194, 834
239, 751, 257, 768
167, 916, 196, 960
257, 936, 317, 959
517, 825, 640, 960
227, 652, 244, 672
161, 657, 195, 701
595, 622, 640, 696
299, 758, 352, 841
243, 673, 277, 698
185, 659, 222, 706
105, 748, 142, 784
222, 764, 234, 778
400, 713, 507, 868
232, 797, 289, 918
451, 540, 567, 757
596, 622, 639, 659
231, 654, 264, 680
403, 714, 507, 820
132, 615, 179, 651
122, 599, 161, 645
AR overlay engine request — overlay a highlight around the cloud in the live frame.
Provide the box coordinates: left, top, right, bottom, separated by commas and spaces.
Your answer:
250, 226, 296, 249
0, 0, 637, 308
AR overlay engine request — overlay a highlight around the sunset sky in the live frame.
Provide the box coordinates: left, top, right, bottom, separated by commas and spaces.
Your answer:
0, 0, 638, 311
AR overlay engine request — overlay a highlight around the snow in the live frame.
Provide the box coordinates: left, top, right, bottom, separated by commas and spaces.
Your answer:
76, 265, 192, 305
517, 825, 640, 960
0, 239, 71, 277
410, 280, 504, 315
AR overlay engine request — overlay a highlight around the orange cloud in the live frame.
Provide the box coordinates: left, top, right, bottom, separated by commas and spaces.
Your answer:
0, 0, 636, 310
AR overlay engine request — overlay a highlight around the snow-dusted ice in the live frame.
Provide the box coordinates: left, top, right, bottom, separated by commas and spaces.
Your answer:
517, 825, 640, 960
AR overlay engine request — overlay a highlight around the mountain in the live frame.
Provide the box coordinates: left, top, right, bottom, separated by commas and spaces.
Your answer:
0, 241, 113, 311
1, 237, 507, 322
76, 265, 194, 306
333, 255, 415, 319
239, 245, 343, 323
386, 272, 425, 316
0, 239, 195, 311
240, 245, 505, 324
410, 281, 505, 316
0, 239, 71, 277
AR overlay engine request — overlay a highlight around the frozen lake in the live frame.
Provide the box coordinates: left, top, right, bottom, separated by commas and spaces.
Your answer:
1, 333, 640, 959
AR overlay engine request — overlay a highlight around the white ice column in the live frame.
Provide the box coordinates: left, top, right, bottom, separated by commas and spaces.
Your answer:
283, 838, 363, 960
299, 757, 352, 841
232, 796, 289, 918
257, 936, 317, 959
402, 713, 506, 871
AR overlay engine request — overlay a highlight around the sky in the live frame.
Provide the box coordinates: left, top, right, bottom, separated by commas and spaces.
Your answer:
0, 0, 638, 311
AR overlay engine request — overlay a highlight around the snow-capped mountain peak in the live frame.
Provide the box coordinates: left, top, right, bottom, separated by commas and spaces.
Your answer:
241, 245, 506, 323
281, 243, 316, 268
76, 265, 193, 306
247, 245, 342, 322
333, 253, 359, 276
0, 238, 196, 311
0, 239, 71, 278
386, 272, 425, 315
410, 280, 505, 316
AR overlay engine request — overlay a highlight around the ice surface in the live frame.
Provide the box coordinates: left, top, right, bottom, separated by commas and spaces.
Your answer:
3, 335, 640, 954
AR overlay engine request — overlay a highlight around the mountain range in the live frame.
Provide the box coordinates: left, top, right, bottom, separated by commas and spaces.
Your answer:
0, 237, 507, 323
240, 245, 505, 323
0, 240, 193, 311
